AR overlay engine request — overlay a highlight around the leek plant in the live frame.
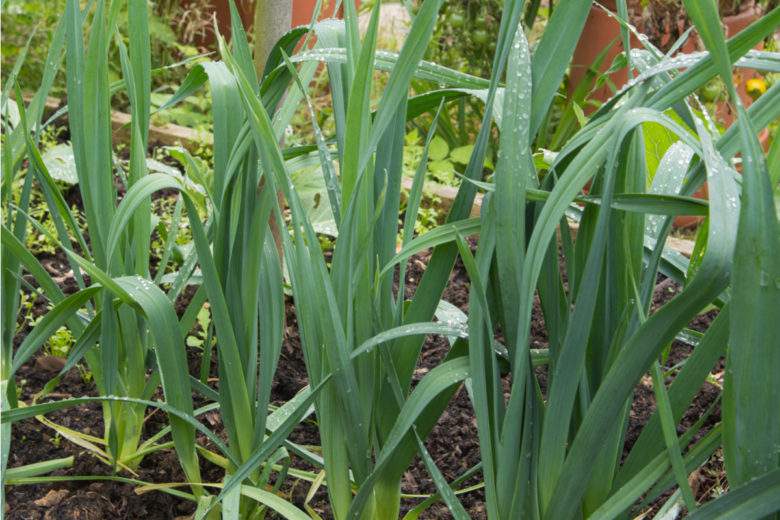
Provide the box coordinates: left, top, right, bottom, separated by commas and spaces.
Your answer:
384, 1, 780, 518
3, 0, 780, 518
2, 0, 324, 515
159, 3, 488, 518
1, 0, 69, 497
2, 0, 201, 487
214, 2, 484, 517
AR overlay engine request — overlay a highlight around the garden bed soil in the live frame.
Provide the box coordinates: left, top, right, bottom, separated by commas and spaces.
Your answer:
7, 246, 722, 519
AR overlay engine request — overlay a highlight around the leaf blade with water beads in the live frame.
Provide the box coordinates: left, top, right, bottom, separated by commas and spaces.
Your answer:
543, 111, 740, 520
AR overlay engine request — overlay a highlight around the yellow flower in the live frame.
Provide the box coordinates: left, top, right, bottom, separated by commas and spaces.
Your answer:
745, 77, 767, 100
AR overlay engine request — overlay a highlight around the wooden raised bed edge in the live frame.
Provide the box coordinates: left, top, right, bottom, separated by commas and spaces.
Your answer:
33, 95, 213, 149
34, 94, 695, 257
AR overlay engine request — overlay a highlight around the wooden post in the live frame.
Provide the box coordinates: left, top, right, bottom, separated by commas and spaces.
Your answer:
253, 0, 292, 73
253, 1, 292, 259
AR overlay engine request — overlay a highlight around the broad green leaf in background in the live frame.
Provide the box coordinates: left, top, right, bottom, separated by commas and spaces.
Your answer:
41, 144, 79, 185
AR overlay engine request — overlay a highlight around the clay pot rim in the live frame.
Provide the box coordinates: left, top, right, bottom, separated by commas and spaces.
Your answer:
723, 4, 763, 24
722, 1, 762, 19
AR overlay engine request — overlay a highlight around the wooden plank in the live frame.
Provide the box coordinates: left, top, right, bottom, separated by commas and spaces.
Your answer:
32, 94, 211, 150
31, 94, 695, 257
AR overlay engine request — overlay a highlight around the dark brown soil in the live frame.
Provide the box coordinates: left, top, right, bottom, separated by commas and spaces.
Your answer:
6, 244, 721, 519
622, 277, 724, 517
6, 355, 196, 519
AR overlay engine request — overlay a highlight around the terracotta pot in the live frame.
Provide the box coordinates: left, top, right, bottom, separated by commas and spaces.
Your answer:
572, 2, 764, 114
179, 0, 254, 46
674, 5, 765, 228
572, 3, 767, 228
292, 0, 351, 27
290, 0, 358, 52
674, 184, 709, 228
677, 4, 763, 127
569, 3, 637, 112
180, 0, 354, 47
714, 5, 763, 127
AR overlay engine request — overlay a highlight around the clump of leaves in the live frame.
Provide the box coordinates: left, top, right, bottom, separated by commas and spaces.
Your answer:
24, 188, 84, 256
46, 326, 74, 358
404, 128, 477, 186
150, 88, 211, 129
185, 305, 212, 349
149, 194, 194, 274
414, 194, 445, 235
426, 134, 474, 185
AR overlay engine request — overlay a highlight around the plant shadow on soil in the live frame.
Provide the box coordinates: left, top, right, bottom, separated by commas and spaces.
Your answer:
7, 240, 722, 519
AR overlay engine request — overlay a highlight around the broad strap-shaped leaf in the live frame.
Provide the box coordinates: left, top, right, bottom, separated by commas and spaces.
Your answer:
529, 0, 593, 137
347, 357, 470, 519
542, 111, 740, 519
